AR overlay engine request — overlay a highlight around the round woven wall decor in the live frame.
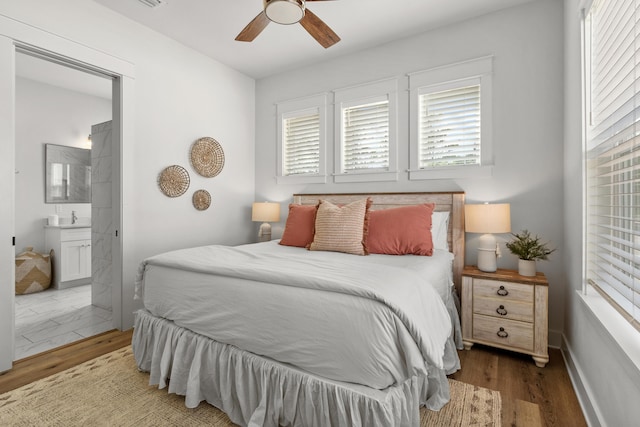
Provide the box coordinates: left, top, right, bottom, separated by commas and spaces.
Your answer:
158, 165, 190, 197
192, 189, 211, 211
190, 137, 225, 178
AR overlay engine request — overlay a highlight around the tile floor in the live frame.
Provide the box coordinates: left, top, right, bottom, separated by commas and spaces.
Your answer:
14, 284, 113, 360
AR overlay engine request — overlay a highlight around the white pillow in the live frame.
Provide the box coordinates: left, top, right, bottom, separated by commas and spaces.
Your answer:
432, 211, 450, 251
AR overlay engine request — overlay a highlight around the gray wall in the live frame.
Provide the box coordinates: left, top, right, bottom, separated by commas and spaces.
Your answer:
255, 0, 566, 342
562, 1, 640, 426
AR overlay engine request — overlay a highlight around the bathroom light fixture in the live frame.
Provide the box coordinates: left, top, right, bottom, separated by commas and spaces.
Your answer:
252, 202, 280, 242
465, 203, 511, 272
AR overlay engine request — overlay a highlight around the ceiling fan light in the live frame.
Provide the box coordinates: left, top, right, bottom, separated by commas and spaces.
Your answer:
137, 0, 165, 8
264, 0, 305, 25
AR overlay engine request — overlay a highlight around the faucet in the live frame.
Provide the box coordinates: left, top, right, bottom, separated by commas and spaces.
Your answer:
71, 211, 77, 224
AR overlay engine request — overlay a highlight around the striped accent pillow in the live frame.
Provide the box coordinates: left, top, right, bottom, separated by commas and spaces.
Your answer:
309, 198, 371, 255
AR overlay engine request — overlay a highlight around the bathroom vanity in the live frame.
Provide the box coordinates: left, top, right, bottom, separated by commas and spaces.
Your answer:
44, 225, 91, 289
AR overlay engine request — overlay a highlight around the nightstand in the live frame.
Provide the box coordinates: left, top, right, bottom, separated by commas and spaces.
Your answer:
461, 266, 549, 367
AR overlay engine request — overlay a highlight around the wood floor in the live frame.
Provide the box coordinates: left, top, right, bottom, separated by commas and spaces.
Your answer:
0, 328, 132, 393
0, 330, 586, 427
451, 344, 587, 427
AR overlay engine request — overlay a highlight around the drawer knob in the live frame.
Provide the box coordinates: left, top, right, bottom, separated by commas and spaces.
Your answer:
496, 285, 509, 296
497, 327, 509, 338
496, 305, 507, 316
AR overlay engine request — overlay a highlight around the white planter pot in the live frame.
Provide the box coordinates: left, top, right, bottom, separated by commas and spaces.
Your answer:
518, 259, 536, 276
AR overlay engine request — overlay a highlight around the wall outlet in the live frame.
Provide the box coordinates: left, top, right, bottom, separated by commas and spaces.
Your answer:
55, 204, 62, 213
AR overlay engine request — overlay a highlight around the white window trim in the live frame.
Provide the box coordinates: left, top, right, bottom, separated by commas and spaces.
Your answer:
276, 93, 327, 184
408, 56, 493, 180
580, 0, 640, 344
578, 285, 640, 373
333, 78, 398, 183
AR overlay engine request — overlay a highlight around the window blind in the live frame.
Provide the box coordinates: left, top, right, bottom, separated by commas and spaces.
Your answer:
283, 111, 320, 176
341, 100, 389, 172
419, 84, 481, 168
586, 0, 640, 326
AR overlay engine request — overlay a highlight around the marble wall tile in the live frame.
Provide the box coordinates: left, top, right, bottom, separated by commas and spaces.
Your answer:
91, 282, 111, 309
91, 121, 112, 311
91, 120, 112, 136
91, 182, 112, 208
92, 156, 112, 184
91, 231, 112, 260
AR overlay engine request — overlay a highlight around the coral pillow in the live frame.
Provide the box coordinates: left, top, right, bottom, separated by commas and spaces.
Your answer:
366, 204, 435, 256
279, 204, 318, 248
309, 198, 371, 256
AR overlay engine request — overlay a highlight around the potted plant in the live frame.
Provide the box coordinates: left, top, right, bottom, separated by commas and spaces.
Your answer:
506, 230, 555, 276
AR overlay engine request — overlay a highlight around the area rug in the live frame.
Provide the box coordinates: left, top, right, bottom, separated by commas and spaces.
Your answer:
0, 347, 501, 426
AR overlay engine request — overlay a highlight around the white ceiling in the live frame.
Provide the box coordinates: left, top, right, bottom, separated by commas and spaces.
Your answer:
93, 0, 535, 80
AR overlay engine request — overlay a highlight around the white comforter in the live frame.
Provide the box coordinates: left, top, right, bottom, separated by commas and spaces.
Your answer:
135, 242, 453, 390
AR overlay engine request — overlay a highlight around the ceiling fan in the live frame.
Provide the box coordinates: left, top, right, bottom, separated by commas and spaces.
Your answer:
235, 0, 340, 49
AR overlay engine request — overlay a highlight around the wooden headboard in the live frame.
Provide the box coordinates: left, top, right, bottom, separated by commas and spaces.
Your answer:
292, 192, 465, 294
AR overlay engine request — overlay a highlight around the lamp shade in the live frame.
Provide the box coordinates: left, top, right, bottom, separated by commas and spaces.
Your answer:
252, 202, 281, 222
465, 203, 511, 234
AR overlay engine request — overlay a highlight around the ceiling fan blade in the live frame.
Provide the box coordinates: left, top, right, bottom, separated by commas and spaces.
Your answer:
235, 11, 270, 42
299, 9, 340, 48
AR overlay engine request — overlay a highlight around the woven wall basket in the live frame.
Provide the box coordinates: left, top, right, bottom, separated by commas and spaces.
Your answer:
158, 165, 190, 197
192, 189, 211, 211
190, 137, 225, 178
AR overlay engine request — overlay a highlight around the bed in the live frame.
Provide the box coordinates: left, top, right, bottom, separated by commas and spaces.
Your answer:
132, 192, 465, 426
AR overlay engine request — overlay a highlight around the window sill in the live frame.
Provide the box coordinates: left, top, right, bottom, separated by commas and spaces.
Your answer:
276, 175, 327, 185
334, 170, 398, 183
578, 285, 640, 373
409, 165, 493, 180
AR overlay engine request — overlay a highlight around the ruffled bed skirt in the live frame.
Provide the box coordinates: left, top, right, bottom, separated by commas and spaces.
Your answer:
132, 309, 451, 427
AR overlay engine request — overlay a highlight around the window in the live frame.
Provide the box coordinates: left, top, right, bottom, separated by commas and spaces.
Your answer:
276, 94, 326, 184
334, 79, 397, 183
409, 57, 493, 180
585, 0, 640, 328
419, 82, 480, 168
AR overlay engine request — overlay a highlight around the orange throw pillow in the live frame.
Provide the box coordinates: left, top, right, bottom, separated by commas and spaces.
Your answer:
366, 204, 435, 256
279, 204, 318, 248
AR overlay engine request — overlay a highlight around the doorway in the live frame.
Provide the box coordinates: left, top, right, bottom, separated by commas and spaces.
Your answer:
14, 51, 114, 359
0, 24, 135, 373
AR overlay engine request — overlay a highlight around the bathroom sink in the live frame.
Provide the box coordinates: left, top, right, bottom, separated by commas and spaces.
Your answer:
46, 222, 91, 228
58, 223, 91, 228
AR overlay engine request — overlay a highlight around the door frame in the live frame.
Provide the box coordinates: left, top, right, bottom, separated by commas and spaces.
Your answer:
0, 14, 136, 372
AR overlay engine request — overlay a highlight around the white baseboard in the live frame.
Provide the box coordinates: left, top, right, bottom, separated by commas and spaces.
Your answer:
560, 334, 603, 427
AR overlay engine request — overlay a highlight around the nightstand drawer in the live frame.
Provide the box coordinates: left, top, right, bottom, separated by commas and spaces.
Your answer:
473, 295, 534, 322
472, 314, 534, 351
474, 279, 533, 303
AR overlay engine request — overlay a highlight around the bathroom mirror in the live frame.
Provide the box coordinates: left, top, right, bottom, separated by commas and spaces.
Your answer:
45, 144, 91, 203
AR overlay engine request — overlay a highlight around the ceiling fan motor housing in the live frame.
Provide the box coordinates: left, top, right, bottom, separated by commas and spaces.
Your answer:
264, 0, 305, 25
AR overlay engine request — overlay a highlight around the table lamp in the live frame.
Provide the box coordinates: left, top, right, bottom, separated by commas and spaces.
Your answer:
465, 203, 511, 272
252, 202, 280, 242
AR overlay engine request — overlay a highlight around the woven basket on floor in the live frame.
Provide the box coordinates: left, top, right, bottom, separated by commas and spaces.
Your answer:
15, 247, 52, 295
